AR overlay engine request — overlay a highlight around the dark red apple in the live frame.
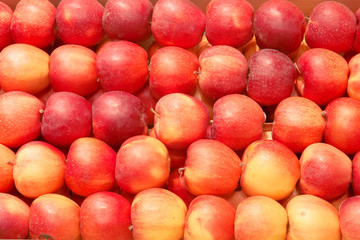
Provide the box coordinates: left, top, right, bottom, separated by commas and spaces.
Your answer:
167, 168, 195, 208
0, 2, 13, 51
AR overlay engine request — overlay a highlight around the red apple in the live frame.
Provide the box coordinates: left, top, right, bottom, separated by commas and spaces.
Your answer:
0, 2, 13, 51
149, 46, 199, 100
354, 8, 360, 52
11, 0, 56, 48
247, 49, 296, 106
184, 195, 236, 240
272, 96, 326, 153
29, 194, 80, 240
86, 88, 104, 104
96, 41, 149, 93
0, 144, 15, 193
184, 139, 241, 196
348, 54, 360, 100
339, 196, 360, 240
198, 45, 248, 100
41, 92, 92, 147
56, 0, 104, 47
254, 0, 306, 54
212, 94, 265, 151
36, 87, 54, 105
296, 48, 349, 106
205, 0, 254, 48
0, 193, 30, 239
222, 190, 248, 209
115, 135, 170, 194
167, 168, 196, 207
168, 147, 187, 170
103, 0, 153, 42
50, 44, 99, 96
80, 191, 132, 240
92, 91, 148, 149
0, 91, 44, 148
299, 143, 352, 200
305, 1, 356, 53
353, 151, 360, 195
330, 188, 353, 211
134, 83, 157, 126
153, 93, 209, 149
151, 0, 205, 48
65, 137, 116, 197
13, 141, 66, 198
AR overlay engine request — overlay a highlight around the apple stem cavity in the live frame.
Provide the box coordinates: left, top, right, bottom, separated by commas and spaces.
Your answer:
150, 108, 160, 118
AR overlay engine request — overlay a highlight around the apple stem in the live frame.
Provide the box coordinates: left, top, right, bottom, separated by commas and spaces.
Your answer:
148, 64, 151, 72
321, 111, 328, 120
294, 63, 301, 73
39, 109, 44, 114
96, 78, 100, 83
239, 162, 245, 167
7, 160, 14, 165
304, 16, 310, 23
209, 119, 213, 124
150, 108, 160, 118
128, 225, 133, 231
194, 71, 201, 75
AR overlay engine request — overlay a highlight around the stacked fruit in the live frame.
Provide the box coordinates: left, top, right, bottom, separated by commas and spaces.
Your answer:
0, 0, 360, 239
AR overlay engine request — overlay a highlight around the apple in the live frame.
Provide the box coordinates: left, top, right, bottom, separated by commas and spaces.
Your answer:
149, 46, 199, 100
134, 84, 157, 126
184, 139, 241, 196
348, 54, 360, 100
247, 49, 296, 106
0, 44, 50, 95
56, 0, 104, 47
29, 194, 80, 240
168, 147, 187, 170
50, 44, 99, 96
0, 144, 15, 193
205, 0, 254, 48
0, 2, 13, 51
324, 97, 360, 155
115, 135, 170, 194
167, 168, 195, 208
198, 45, 248, 100
288, 39, 310, 63
11, 0, 56, 48
103, 0, 153, 42
254, 0, 306, 54
13, 141, 65, 199
184, 195, 236, 240
278, 184, 301, 208
339, 196, 360, 240
86, 88, 104, 104
96, 41, 149, 93
272, 96, 326, 153
296, 48, 349, 106
65, 137, 116, 197
153, 93, 209, 150
131, 188, 187, 240
354, 152, 360, 197
287, 194, 341, 240
192, 85, 215, 120
151, 0, 205, 48
222, 190, 247, 209
212, 94, 265, 151
0, 193, 30, 239
240, 140, 300, 201
0, 91, 44, 148
354, 8, 360, 52
299, 143, 352, 200
80, 191, 132, 240
36, 87, 54, 105
198, 35, 212, 57
147, 40, 199, 60
92, 91, 148, 149
330, 188, 352, 211
305, 1, 356, 53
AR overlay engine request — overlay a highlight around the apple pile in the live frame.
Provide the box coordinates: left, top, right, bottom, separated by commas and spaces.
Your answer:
1, 0, 360, 239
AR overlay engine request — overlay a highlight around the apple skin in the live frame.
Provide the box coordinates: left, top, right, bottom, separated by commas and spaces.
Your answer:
296, 48, 349, 106
0, 44, 50, 95
324, 97, 360, 155
153, 93, 209, 150
247, 49, 296, 106
96, 41, 149, 93
131, 188, 187, 240
56, 0, 104, 47
348, 54, 360, 100
287, 194, 341, 240
0, 144, 14, 193
11, 0, 56, 48
50, 44, 99, 96
0, 2, 13, 51
80, 191, 132, 240
353, 152, 360, 195
103, 0, 153, 42
339, 196, 360, 240
29, 194, 80, 240
184, 195, 236, 240
168, 147, 187, 170
65, 137, 116, 197
235, 196, 287, 240
222, 190, 247, 209
13, 141, 66, 199
198, 45, 248, 100
240, 140, 300, 201
151, 0, 205, 49
254, 0, 305, 54
167, 168, 195, 208
184, 139, 241, 196
149, 46, 199, 100
0, 91, 44, 148
115, 135, 170, 194
330, 188, 353, 211
205, 0, 254, 48
272, 96, 326, 153
305, 1, 356, 53
299, 143, 352, 201
0, 193, 30, 239
92, 91, 148, 149
354, 9, 360, 52
134, 84, 157, 126
212, 94, 265, 151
